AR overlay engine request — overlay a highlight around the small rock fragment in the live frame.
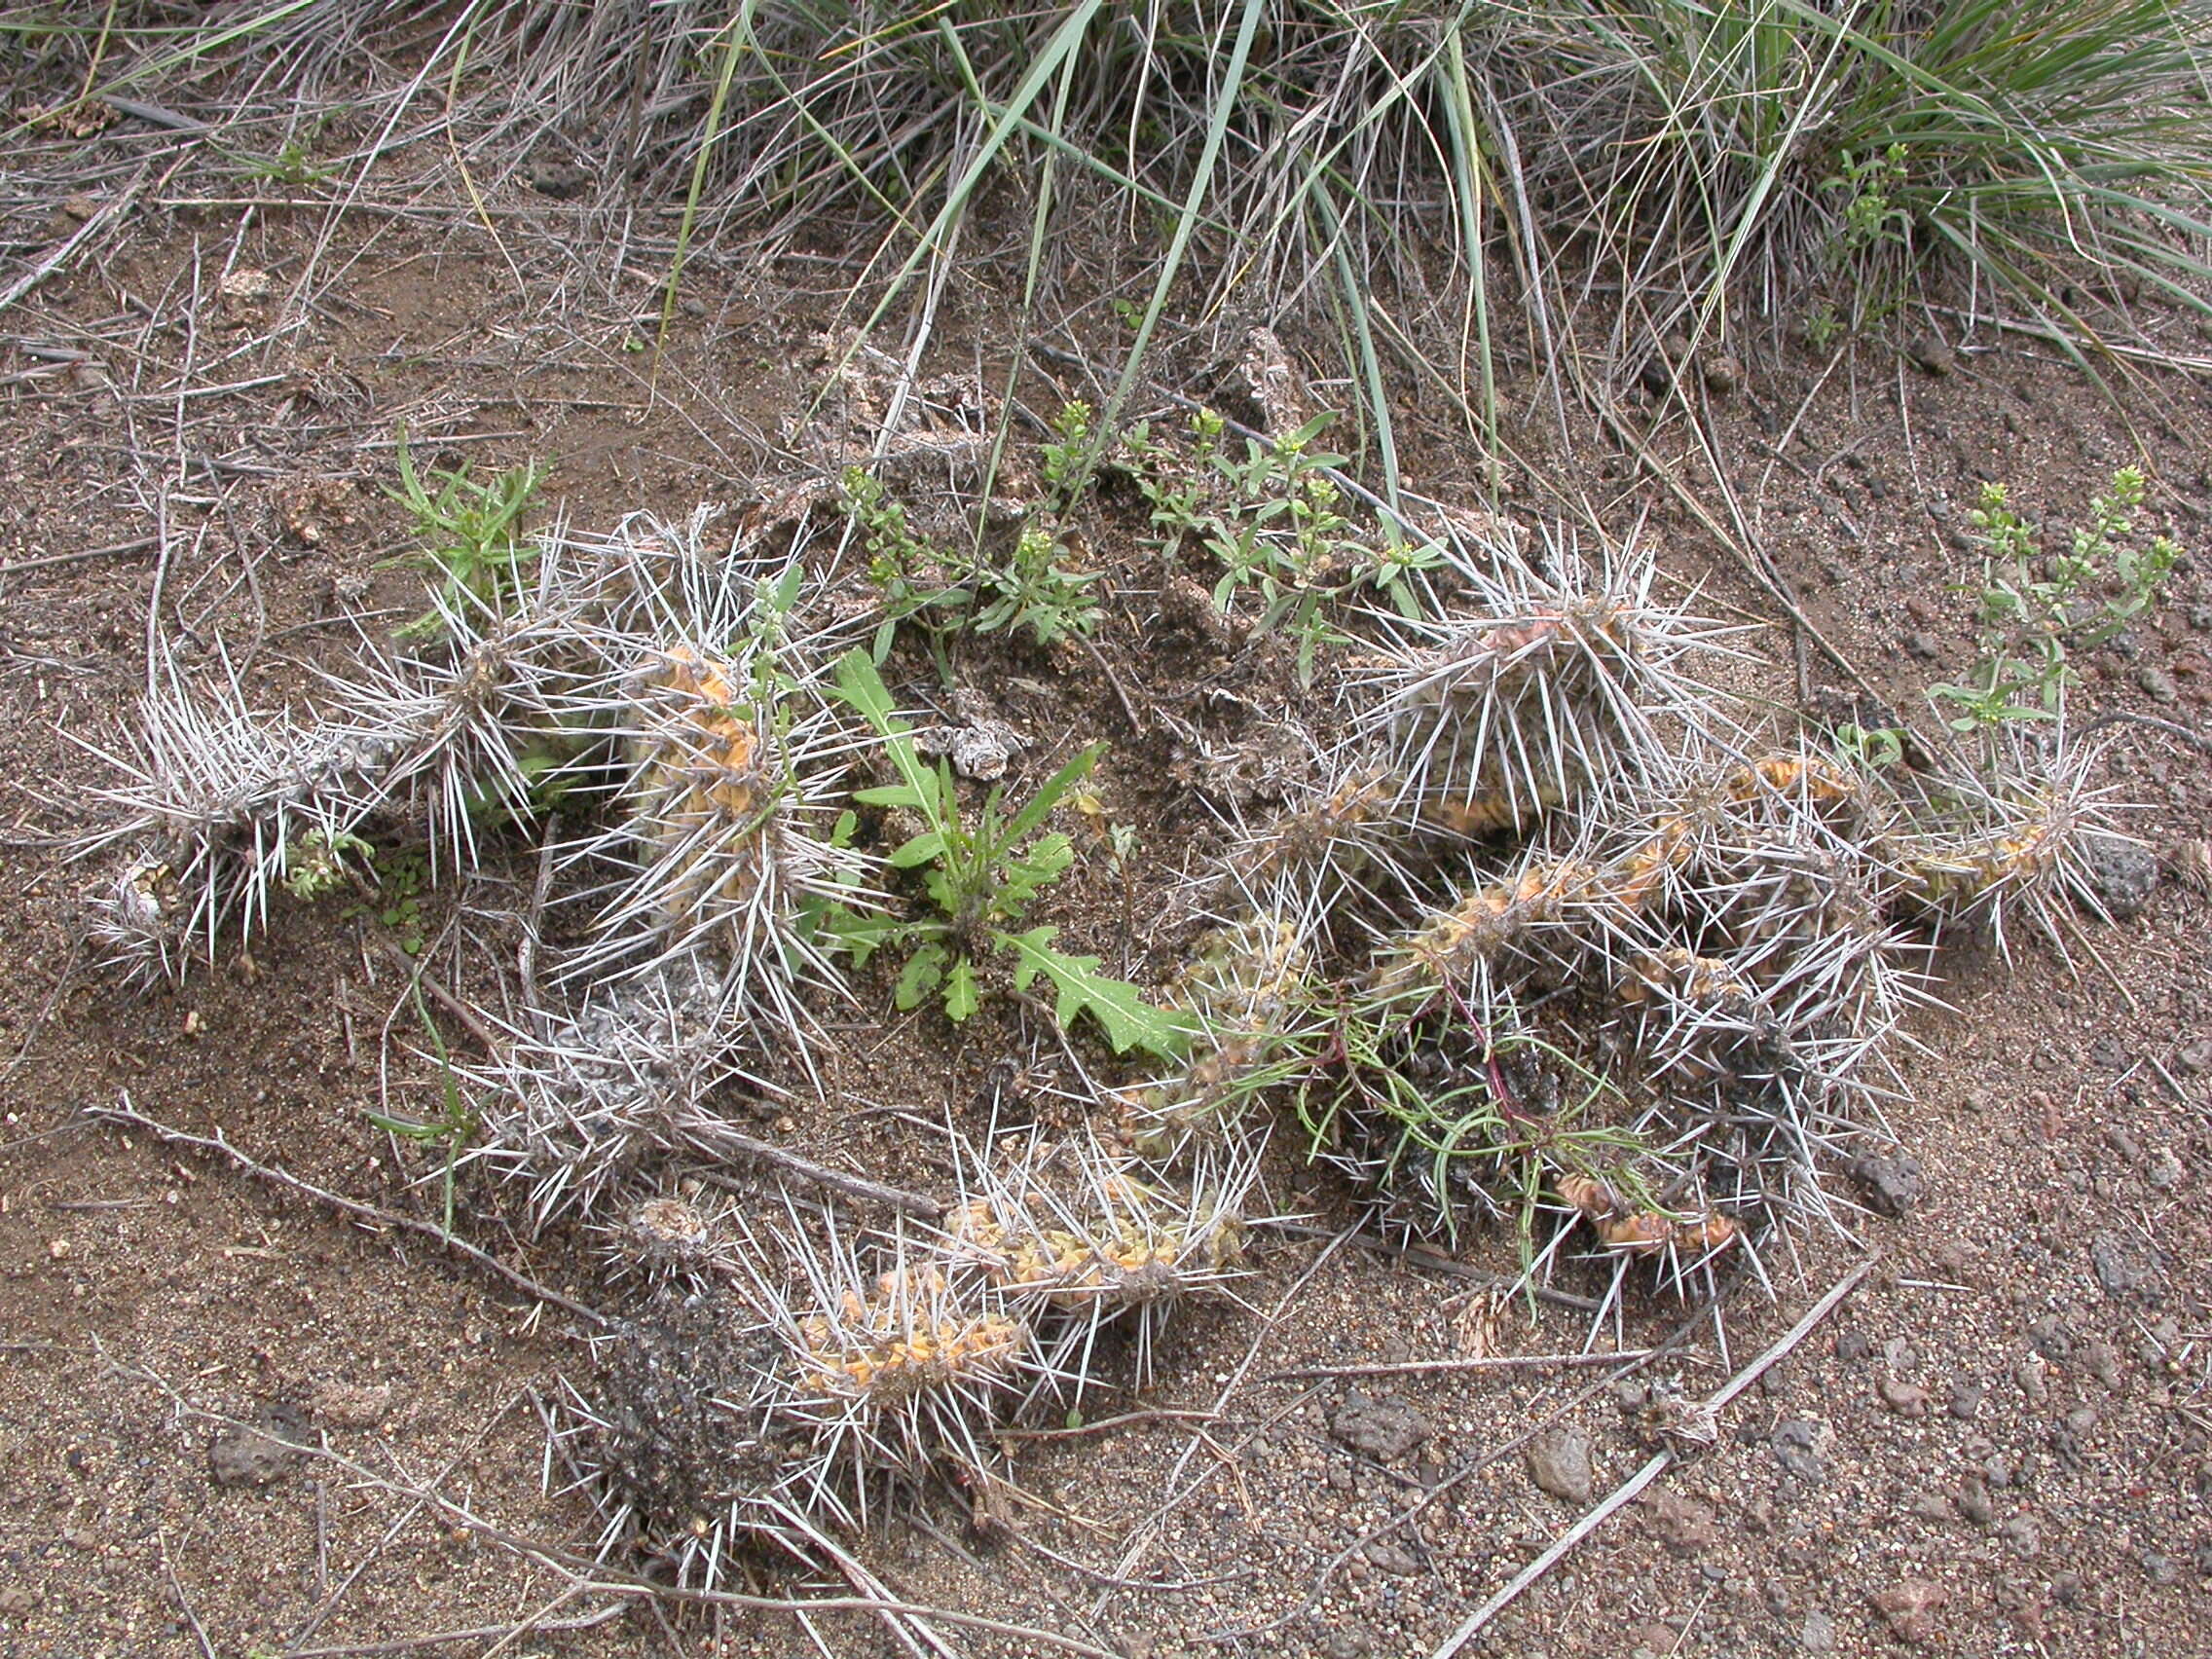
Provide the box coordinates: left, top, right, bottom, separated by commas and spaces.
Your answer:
1850, 1154, 1925, 1218
1799, 1609, 1837, 1654
1329, 1392, 1430, 1464
1362, 1539, 1421, 1575
2026, 1314, 2073, 1362
2092, 1235, 2148, 1298
1906, 338, 1955, 376
1525, 1427, 1594, 1505
1771, 1419, 1825, 1483
1870, 1578, 1949, 1645
1957, 1477, 1995, 1526
2075, 834, 2158, 921
526, 160, 592, 200
209, 1402, 309, 1489
1647, 1491, 1717, 1557
1879, 1377, 1930, 1417
311, 1380, 391, 1429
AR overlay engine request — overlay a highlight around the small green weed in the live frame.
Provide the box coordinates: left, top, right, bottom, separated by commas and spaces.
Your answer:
841, 412, 1100, 675
819, 653, 1186, 1058
344, 849, 430, 955
386, 428, 542, 637
841, 465, 971, 673
238, 135, 333, 188
1119, 408, 1438, 685
365, 977, 477, 1238
1931, 467, 2180, 731
975, 521, 1099, 646
280, 827, 370, 902
1824, 141, 1910, 259
1832, 722, 1906, 770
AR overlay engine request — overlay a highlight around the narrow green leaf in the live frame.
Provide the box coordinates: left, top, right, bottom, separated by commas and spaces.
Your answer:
1000, 743, 1104, 848
888, 830, 947, 868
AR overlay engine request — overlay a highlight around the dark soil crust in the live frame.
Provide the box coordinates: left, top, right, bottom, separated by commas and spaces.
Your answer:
1, 180, 2208, 1659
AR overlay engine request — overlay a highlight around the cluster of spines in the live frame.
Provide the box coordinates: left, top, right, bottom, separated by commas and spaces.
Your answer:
590, 1184, 747, 1291
464, 958, 770, 1232
77, 589, 587, 983
1886, 727, 2125, 956
1346, 531, 1739, 839
941, 1132, 1257, 1391
1123, 915, 1318, 1155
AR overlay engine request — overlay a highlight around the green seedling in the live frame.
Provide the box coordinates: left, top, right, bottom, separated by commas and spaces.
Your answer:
822, 652, 1186, 1057
238, 135, 334, 187
844, 447, 1100, 669
1120, 408, 1438, 685
974, 522, 1099, 647
280, 827, 370, 901
1825, 141, 1910, 258
386, 426, 542, 637
842, 465, 972, 674
343, 849, 429, 955
364, 977, 477, 1238
1931, 467, 2180, 731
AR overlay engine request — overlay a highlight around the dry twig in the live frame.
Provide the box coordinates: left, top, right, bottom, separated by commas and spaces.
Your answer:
1429, 1256, 1877, 1659
89, 1093, 609, 1327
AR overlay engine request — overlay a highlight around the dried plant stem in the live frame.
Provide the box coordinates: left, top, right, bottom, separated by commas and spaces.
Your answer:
1429, 1257, 1876, 1659
692, 1159, 941, 1220
89, 1094, 610, 1327
1268, 1349, 1655, 1382
288, 1607, 625, 1658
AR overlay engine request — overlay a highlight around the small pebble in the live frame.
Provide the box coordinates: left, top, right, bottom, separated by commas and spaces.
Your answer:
1879, 1377, 1930, 1418
1958, 1478, 1995, 1526
1524, 1427, 1594, 1505
1852, 1154, 1925, 1217
2137, 664, 2180, 703
1871, 1578, 1949, 1645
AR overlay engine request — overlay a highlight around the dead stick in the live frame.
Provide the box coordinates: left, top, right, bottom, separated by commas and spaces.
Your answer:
1267, 1349, 1655, 1382
288, 1609, 625, 1658
90, 1094, 609, 1328
1430, 1257, 1876, 1659
693, 1156, 941, 1220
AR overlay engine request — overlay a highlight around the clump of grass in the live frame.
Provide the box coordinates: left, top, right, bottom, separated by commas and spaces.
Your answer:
55, 1, 2212, 437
